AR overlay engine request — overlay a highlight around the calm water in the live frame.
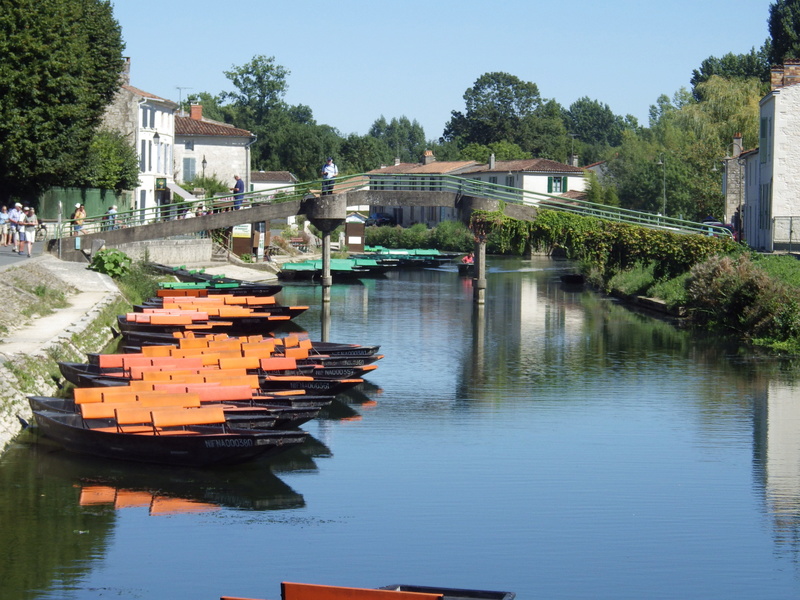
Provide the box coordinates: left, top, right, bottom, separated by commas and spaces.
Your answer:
3, 256, 800, 600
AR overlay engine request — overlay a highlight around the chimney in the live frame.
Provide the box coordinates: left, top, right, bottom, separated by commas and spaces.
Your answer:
190, 104, 203, 120
121, 57, 131, 86
394, 157, 401, 166
771, 65, 784, 90
422, 149, 435, 165
785, 59, 800, 87
489, 153, 496, 170
732, 133, 743, 158
570, 154, 579, 167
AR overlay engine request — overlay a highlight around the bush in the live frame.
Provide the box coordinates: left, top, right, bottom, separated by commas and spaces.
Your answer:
88, 248, 132, 278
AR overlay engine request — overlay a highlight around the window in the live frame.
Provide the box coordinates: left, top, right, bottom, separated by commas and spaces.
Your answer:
141, 107, 148, 129
147, 140, 152, 172
184, 157, 196, 181
185, 140, 194, 151
506, 175, 515, 188
489, 176, 498, 185
760, 117, 768, 164
149, 109, 155, 129
548, 176, 566, 193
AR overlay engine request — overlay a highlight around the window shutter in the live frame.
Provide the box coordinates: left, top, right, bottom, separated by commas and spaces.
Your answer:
562, 176, 567, 191
547, 177, 552, 193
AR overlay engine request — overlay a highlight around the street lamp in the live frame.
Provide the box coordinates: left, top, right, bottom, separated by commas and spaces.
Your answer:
201, 155, 207, 181
656, 153, 666, 216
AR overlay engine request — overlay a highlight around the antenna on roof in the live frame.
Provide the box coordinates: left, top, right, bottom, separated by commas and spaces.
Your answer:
175, 87, 192, 116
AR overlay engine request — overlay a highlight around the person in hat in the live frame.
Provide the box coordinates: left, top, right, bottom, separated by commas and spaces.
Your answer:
21, 207, 37, 257
321, 157, 338, 196
8, 203, 24, 250
71, 203, 86, 235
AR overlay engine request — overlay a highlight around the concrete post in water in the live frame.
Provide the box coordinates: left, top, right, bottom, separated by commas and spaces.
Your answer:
457, 195, 499, 306
302, 193, 346, 304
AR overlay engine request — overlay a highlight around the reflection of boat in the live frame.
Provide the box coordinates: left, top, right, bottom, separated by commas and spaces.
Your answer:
559, 273, 585, 285
79, 484, 221, 515
31, 407, 308, 467
15, 437, 307, 511
224, 582, 515, 600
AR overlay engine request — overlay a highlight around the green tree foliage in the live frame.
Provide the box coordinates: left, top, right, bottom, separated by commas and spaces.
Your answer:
368, 116, 427, 163
79, 130, 140, 192
768, 0, 800, 64
443, 72, 543, 146
564, 97, 626, 147
339, 134, 393, 174
690, 47, 770, 99
0, 0, 125, 200
459, 141, 531, 163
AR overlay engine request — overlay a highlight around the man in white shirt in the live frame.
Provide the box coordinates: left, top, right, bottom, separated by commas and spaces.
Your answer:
321, 157, 338, 195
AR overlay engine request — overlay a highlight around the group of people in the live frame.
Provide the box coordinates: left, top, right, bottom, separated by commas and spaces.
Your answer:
0, 202, 38, 257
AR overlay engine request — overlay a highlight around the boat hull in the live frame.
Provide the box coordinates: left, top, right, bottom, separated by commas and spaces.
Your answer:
32, 409, 308, 467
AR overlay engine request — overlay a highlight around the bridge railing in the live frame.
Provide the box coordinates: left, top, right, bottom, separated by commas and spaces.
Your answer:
52, 172, 732, 240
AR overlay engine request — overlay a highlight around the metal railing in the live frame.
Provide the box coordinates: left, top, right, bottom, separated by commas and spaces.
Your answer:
51, 173, 733, 240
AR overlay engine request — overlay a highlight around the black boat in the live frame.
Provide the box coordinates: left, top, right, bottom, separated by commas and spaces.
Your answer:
29, 394, 319, 430
30, 407, 308, 467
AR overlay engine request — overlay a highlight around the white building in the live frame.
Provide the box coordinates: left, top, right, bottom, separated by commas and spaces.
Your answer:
174, 105, 256, 194
742, 60, 800, 251
101, 60, 182, 213
463, 156, 587, 197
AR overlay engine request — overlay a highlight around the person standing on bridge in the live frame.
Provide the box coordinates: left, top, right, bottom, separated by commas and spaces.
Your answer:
8, 203, 23, 250
321, 157, 338, 196
231, 175, 245, 209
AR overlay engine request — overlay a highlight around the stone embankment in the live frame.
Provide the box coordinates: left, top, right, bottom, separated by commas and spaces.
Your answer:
0, 256, 124, 453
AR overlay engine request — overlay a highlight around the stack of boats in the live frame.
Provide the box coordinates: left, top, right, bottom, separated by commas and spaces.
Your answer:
278, 247, 461, 281
29, 265, 382, 467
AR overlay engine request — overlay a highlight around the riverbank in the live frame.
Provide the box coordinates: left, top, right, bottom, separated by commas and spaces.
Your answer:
0, 256, 125, 452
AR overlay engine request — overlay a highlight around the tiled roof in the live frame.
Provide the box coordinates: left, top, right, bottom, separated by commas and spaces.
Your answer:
175, 116, 254, 138
465, 158, 585, 174
367, 161, 478, 175
122, 85, 177, 107
251, 171, 297, 183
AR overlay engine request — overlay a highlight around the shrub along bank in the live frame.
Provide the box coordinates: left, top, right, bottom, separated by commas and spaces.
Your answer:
468, 209, 800, 354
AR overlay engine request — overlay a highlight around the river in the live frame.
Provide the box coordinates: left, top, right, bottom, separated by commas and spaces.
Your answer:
1, 256, 800, 600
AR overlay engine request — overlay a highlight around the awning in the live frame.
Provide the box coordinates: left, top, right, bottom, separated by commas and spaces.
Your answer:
166, 181, 197, 201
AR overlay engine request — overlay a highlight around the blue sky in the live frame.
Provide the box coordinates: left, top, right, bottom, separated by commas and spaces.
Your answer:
112, 0, 773, 141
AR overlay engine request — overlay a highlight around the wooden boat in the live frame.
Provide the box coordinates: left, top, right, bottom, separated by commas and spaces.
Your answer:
150, 263, 283, 294
353, 246, 460, 268
559, 273, 585, 285
278, 258, 393, 282
30, 405, 308, 467
221, 581, 515, 600
457, 262, 475, 276
116, 312, 291, 337
29, 393, 320, 430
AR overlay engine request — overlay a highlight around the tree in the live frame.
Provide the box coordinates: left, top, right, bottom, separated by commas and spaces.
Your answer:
79, 130, 140, 192
459, 141, 530, 163
340, 134, 393, 174
0, 0, 125, 201
769, 0, 800, 64
564, 97, 626, 147
690, 47, 770, 100
368, 116, 426, 163
443, 72, 542, 146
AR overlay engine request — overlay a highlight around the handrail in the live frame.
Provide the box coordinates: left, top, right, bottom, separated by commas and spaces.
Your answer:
52, 173, 733, 240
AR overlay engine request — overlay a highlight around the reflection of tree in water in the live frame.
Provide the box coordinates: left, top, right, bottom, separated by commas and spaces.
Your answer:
0, 434, 115, 600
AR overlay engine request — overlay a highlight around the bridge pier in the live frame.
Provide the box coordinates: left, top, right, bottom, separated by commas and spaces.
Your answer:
302, 193, 346, 304
473, 237, 487, 305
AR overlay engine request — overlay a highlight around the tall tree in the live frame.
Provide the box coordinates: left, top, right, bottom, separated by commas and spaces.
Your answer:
690, 47, 770, 100
443, 72, 542, 146
564, 97, 626, 147
368, 116, 426, 163
0, 0, 125, 201
769, 0, 800, 64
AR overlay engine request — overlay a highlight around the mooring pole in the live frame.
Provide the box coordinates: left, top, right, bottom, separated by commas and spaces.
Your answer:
473, 235, 487, 305
321, 230, 332, 303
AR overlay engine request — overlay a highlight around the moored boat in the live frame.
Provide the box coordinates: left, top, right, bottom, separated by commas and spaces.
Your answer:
30, 406, 308, 467
220, 581, 515, 600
